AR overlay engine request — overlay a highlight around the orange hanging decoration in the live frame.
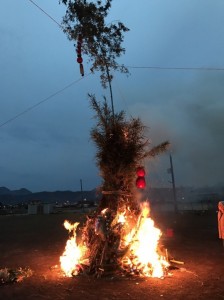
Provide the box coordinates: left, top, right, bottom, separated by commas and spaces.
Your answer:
77, 57, 83, 64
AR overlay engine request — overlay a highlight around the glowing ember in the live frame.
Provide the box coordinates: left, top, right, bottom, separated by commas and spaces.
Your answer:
101, 208, 108, 215
60, 221, 82, 277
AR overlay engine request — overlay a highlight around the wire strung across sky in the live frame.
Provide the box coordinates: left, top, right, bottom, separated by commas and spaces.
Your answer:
127, 65, 224, 71
28, 0, 224, 72
28, 0, 63, 29
0, 74, 91, 129
2, 0, 221, 130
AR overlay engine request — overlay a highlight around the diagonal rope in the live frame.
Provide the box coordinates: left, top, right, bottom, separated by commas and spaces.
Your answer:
0, 73, 91, 129
127, 65, 224, 71
27, 0, 63, 29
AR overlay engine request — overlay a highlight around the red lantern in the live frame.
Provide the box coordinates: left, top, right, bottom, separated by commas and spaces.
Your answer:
136, 167, 145, 177
136, 177, 146, 189
136, 166, 146, 189
77, 57, 83, 64
76, 35, 84, 72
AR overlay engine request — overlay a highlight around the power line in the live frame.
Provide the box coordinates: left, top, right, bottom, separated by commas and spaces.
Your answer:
127, 65, 224, 71
28, 0, 63, 29
28, 0, 224, 73
0, 1, 90, 129
0, 74, 91, 129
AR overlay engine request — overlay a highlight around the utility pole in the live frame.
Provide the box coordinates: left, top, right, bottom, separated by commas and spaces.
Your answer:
169, 154, 178, 214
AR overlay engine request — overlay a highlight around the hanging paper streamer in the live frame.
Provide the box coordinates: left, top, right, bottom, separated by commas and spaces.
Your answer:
76, 34, 84, 76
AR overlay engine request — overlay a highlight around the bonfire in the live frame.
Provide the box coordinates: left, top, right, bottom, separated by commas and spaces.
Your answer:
60, 202, 170, 279
60, 200, 170, 278
59, 96, 170, 279
59, 0, 170, 280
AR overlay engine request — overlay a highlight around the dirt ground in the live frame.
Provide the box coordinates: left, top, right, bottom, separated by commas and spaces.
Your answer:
0, 210, 223, 300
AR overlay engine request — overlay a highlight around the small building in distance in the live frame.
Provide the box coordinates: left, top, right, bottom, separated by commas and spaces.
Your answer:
28, 201, 54, 215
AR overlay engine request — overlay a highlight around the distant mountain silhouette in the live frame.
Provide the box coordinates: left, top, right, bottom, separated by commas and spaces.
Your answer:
0, 187, 31, 196
0, 187, 11, 194
1, 185, 222, 206
0, 187, 100, 205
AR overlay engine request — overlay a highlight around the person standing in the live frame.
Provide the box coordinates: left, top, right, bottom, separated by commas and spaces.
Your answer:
218, 201, 224, 248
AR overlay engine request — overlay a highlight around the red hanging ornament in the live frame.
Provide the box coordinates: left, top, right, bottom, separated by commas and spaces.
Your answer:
136, 166, 146, 189
77, 57, 83, 64
76, 34, 84, 74
136, 177, 146, 189
136, 166, 145, 177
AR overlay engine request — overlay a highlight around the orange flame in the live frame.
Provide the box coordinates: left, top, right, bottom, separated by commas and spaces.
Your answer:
60, 202, 169, 278
120, 202, 169, 278
117, 211, 126, 224
60, 221, 82, 277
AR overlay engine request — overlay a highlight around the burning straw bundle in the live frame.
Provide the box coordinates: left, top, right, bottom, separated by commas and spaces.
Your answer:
89, 94, 169, 211
60, 97, 170, 278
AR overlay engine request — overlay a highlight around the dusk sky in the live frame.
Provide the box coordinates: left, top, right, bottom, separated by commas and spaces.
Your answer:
1, 0, 224, 192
